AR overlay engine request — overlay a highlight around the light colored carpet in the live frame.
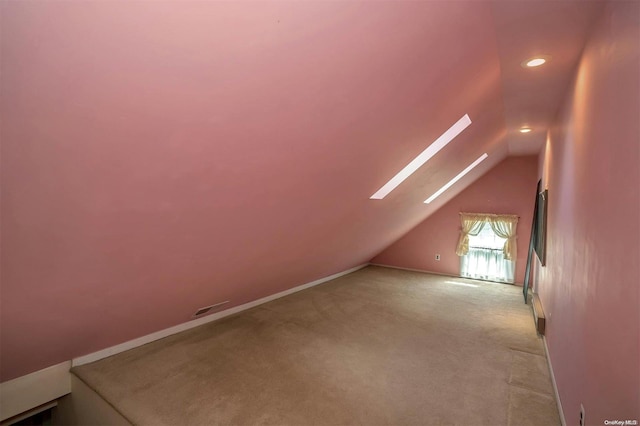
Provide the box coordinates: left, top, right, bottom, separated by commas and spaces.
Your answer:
72, 266, 560, 425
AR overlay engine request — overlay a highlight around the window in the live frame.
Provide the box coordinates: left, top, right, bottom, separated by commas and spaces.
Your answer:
460, 222, 515, 283
469, 222, 505, 250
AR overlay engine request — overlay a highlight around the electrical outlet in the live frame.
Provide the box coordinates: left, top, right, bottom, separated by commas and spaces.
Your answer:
435, 254, 441, 261
579, 404, 585, 426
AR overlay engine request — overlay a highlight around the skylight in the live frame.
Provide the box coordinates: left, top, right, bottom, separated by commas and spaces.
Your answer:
369, 114, 472, 200
424, 153, 489, 204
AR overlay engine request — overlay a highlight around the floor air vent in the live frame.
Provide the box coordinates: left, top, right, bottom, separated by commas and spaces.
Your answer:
192, 301, 229, 318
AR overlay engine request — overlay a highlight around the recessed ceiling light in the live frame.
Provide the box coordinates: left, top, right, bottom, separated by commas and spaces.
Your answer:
519, 127, 532, 133
526, 58, 546, 67
370, 114, 472, 200
424, 153, 489, 204
522, 55, 551, 68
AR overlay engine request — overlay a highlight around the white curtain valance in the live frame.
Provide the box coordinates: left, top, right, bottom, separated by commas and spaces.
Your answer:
456, 213, 519, 260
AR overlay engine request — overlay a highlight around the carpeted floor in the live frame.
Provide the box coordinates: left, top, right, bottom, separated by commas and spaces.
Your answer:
72, 266, 560, 425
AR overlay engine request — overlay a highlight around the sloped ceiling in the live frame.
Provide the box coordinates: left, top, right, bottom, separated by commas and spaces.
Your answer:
0, 1, 602, 380
492, 1, 604, 155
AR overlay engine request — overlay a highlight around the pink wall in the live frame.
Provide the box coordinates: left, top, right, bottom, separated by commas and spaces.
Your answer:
0, 2, 510, 381
534, 2, 639, 423
372, 156, 538, 284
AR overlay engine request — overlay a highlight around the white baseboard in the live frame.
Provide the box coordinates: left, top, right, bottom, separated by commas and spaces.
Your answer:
370, 263, 524, 286
370, 263, 461, 278
0, 361, 71, 422
543, 336, 566, 426
73, 263, 369, 367
1, 264, 367, 420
